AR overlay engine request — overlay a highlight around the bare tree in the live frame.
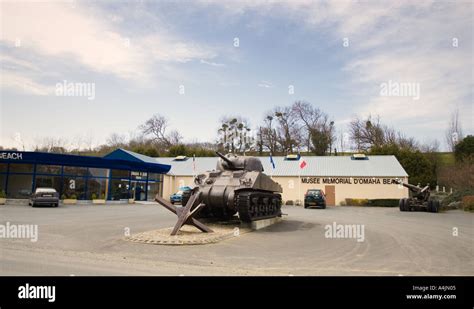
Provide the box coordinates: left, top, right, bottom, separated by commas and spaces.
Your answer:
349, 114, 420, 152
106, 133, 127, 147
310, 115, 336, 155
445, 109, 464, 152
420, 139, 440, 153
339, 130, 345, 153
274, 106, 300, 154
34, 137, 68, 153
258, 114, 280, 154
349, 115, 387, 151
291, 101, 322, 151
218, 116, 253, 153
140, 114, 182, 149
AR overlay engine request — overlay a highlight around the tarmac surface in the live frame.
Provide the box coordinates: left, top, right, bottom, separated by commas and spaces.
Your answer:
0, 203, 473, 276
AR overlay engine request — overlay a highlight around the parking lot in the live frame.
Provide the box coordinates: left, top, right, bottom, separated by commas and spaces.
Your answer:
0, 203, 473, 276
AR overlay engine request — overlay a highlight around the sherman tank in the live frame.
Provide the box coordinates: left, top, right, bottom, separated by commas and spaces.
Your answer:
182, 152, 283, 222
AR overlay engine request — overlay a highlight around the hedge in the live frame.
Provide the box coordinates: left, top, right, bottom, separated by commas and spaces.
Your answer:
367, 199, 400, 207
462, 196, 474, 211
345, 198, 368, 206
345, 198, 399, 207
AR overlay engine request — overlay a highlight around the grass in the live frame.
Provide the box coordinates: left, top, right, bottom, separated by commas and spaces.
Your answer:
436, 152, 455, 167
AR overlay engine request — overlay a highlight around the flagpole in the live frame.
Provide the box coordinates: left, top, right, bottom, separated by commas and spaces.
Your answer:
298, 166, 301, 206
298, 150, 301, 206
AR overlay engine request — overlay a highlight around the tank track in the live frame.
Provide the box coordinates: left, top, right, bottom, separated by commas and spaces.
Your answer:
235, 190, 282, 222
182, 189, 282, 222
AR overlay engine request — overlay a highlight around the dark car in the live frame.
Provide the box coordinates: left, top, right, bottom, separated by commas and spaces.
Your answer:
29, 188, 59, 207
304, 189, 326, 209
169, 186, 192, 204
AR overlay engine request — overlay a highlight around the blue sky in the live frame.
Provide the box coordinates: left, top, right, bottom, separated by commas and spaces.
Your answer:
1, 1, 472, 150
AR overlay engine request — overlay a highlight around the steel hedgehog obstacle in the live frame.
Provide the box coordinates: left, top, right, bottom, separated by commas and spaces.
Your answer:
155, 152, 283, 235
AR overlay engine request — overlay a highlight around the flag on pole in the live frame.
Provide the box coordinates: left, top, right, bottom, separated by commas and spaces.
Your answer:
299, 156, 307, 169
269, 155, 276, 169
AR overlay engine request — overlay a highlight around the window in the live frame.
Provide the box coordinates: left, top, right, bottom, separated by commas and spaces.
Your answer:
6, 174, 33, 198
63, 166, 88, 176
88, 168, 108, 178
9, 163, 34, 173
110, 179, 130, 200
35, 175, 62, 193
36, 164, 61, 175
148, 173, 163, 181
131, 181, 146, 201
87, 178, 107, 199
0, 163, 8, 173
0, 174, 6, 192
62, 177, 86, 200
147, 180, 162, 201
111, 169, 129, 178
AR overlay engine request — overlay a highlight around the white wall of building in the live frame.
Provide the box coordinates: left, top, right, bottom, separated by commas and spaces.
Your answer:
162, 174, 409, 205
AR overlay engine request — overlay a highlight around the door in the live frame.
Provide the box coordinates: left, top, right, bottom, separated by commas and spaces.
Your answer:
131, 181, 146, 201
324, 185, 336, 206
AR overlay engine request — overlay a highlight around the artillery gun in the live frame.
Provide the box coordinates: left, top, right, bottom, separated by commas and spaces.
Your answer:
395, 179, 439, 213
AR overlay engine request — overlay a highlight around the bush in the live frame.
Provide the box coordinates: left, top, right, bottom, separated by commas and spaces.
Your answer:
285, 200, 294, 206
437, 160, 474, 191
339, 201, 347, 206
91, 193, 97, 200
61, 194, 67, 200
367, 199, 399, 207
345, 198, 369, 206
70, 194, 77, 200
461, 196, 474, 211
441, 189, 474, 207
0, 190, 6, 198
370, 144, 436, 188
454, 135, 474, 162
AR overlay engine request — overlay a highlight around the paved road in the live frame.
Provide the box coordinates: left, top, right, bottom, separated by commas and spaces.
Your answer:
0, 203, 472, 275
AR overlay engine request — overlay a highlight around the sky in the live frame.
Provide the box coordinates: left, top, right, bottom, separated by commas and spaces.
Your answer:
0, 0, 473, 151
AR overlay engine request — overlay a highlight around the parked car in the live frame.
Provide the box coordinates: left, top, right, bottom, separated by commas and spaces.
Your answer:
169, 186, 192, 204
29, 188, 59, 207
304, 189, 326, 209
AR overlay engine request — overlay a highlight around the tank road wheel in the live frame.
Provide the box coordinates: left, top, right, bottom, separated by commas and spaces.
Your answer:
236, 191, 282, 222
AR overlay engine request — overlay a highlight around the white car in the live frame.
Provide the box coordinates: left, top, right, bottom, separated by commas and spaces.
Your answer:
29, 188, 59, 207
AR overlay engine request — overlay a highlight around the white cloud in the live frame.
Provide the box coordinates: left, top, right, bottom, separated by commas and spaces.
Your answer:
258, 80, 274, 88
200, 59, 225, 67
203, 0, 473, 136
0, 71, 53, 96
0, 2, 216, 87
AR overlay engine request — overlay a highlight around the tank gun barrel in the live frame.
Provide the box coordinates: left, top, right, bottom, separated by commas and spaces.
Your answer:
216, 151, 235, 168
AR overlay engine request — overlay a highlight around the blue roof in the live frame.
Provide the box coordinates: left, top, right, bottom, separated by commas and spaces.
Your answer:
0, 149, 171, 174
104, 149, 160, 164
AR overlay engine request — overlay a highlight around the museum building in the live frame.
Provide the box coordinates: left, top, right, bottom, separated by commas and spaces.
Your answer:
0, 149, 171, 201
159, 154, 409, 206
0, 149, 409, 206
